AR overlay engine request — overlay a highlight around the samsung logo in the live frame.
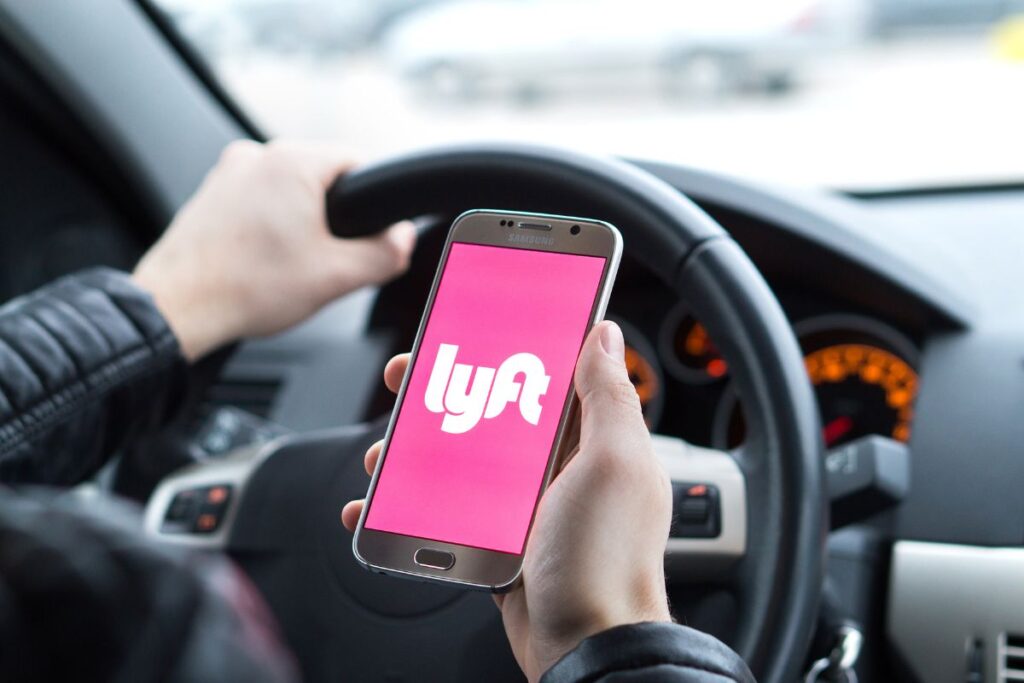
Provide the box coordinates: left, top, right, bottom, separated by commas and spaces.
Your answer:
507, 233, 554, 246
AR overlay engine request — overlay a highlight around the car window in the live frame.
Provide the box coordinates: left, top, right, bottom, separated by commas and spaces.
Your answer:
151, 0, 1024, 190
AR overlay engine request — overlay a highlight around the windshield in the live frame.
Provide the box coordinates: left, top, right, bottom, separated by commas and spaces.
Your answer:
153, 0, 1024, 190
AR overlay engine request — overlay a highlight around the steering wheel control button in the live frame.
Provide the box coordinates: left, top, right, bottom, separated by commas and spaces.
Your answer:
206, 485, 230, 505
161, 489, 201, 533
195, 513, 219, 532
670, 482, 721, 539
414, 548, 456, 570
679, 494, 710, 524
160, 484, 233, 535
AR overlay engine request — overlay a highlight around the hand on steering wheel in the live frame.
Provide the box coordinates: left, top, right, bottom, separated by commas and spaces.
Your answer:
133, 140, 416, 361
342, 321, 674, 681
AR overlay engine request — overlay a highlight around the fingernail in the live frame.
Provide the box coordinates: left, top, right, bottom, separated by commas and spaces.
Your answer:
600, 322, 625, 363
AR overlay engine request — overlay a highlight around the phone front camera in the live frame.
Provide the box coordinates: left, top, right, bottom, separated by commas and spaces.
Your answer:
570, 225, 581, 235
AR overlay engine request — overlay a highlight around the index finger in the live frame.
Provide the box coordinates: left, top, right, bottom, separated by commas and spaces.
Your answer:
384, 353, 411, 394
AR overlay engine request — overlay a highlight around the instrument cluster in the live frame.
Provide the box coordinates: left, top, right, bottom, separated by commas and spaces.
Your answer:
619, 305, 920, 451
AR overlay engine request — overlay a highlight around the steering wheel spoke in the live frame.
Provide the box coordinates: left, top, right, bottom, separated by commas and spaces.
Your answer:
651, 434, 747, 583
143, 441, 275, 550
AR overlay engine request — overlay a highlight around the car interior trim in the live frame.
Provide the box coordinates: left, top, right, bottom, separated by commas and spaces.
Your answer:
633, 159, 974, 331
0, 0, 242, 220
888, 540, 1024, 683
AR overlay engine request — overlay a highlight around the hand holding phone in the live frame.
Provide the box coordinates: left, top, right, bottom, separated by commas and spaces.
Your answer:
342, 322, 674, 680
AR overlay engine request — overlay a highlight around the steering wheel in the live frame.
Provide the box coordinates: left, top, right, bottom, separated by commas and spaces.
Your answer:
143, 144, 825, 683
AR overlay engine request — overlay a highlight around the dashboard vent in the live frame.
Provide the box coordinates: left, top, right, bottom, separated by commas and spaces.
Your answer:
999, 633, 1024, 682
203, 376, 282, 419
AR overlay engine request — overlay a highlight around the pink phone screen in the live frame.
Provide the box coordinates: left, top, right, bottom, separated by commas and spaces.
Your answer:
364, 242, 607, 554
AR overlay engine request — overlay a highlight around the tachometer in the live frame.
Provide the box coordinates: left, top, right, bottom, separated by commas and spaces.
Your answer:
659, 304, 728, 384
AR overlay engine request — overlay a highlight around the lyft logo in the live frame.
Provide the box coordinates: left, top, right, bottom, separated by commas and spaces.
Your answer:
424, 343, 551, 434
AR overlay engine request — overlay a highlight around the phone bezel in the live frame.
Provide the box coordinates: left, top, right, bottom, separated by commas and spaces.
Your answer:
353, 209, 622, 591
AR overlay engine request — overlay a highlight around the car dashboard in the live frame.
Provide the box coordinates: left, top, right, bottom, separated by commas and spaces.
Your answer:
213, 162, 1024, 681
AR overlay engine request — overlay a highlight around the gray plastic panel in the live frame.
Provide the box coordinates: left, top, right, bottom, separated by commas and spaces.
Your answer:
0, 0, 242, 219
888, 541, 1024, 683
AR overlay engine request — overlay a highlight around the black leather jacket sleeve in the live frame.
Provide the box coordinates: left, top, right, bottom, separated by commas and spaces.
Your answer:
0, 269, 296, 682
0, 268, 187, 485
542, 622, 756, 683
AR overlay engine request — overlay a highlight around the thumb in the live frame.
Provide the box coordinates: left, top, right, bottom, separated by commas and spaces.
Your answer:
574, 321, 648, 449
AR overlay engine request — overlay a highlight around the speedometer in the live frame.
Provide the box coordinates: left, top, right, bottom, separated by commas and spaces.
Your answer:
713, 315, 920, 449
804, 343, 916, 446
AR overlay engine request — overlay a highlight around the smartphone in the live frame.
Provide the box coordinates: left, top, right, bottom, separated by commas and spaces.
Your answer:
353, 209, 622, 591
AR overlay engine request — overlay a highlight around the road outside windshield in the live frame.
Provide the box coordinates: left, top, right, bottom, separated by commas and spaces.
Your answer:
155, 0, 1024, 190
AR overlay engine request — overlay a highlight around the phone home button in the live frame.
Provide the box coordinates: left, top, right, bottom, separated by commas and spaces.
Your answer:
414, 547, 455, 570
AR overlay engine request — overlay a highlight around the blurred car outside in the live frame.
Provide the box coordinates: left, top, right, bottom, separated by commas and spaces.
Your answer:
380, 0, 872, 102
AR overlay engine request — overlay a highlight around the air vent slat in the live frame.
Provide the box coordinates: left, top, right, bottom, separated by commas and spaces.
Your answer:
204, 377, 282, 419
999, 633, 1024, 683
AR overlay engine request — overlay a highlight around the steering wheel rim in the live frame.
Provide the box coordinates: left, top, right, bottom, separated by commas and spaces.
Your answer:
324, 143, 827, 682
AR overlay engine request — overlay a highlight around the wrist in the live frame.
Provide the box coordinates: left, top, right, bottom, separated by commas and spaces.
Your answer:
131, 266, 235, 362
535, 599, 672, 680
